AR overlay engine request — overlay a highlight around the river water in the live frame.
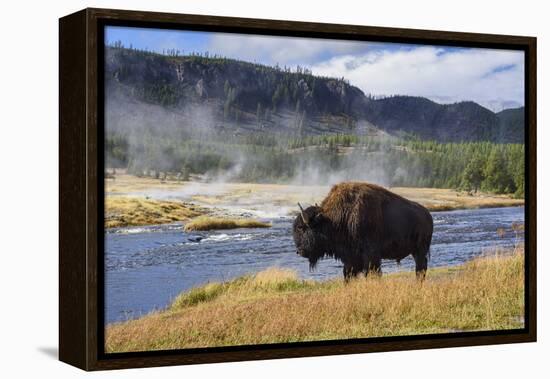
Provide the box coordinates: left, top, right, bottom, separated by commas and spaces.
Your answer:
104, 206, 524, 324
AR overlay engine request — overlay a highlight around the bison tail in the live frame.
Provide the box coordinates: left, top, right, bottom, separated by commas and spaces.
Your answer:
418, 234, 432, 262
425, 238, 433, 262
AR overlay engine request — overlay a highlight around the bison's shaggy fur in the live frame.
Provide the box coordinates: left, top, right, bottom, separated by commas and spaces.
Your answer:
293, 182, 433, 280
321, 182, 396, 240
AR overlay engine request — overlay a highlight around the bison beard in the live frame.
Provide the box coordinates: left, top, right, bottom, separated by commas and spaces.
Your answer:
292, 182, 433, 280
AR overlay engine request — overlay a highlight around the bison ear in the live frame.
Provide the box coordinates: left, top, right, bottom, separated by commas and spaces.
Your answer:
311, 209, 324, 225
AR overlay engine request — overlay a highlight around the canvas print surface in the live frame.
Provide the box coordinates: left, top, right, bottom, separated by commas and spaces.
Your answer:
103, 26, 526, 353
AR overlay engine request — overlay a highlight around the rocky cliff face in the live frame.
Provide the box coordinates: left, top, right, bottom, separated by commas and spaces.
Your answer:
105, 46, 524, 143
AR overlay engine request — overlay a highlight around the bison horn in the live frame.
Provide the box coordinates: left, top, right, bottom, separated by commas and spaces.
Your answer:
297, 202, 308, 225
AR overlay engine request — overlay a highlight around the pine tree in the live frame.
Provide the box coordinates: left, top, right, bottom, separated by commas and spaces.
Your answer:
482, 148, 514, 194
462, 155, 484, 193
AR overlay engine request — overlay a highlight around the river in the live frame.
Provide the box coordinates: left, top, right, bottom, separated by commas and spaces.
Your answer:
105, 206, 524, 324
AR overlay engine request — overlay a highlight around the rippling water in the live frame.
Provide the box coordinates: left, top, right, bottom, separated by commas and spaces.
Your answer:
105, 206, 524, 324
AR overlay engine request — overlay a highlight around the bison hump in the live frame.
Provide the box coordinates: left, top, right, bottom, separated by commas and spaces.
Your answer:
321, 182, 391, 239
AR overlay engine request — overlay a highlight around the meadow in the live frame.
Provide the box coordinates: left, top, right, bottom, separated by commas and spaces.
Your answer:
105, 174, 523, 229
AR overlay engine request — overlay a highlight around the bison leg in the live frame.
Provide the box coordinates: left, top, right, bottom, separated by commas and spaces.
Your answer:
365, 256, 382, 278
413, 253, 428, 281
343, 265, 353, 282
343, 263, 361, 282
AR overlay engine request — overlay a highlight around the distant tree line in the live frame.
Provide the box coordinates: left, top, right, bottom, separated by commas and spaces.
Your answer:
105, 131, 524, 198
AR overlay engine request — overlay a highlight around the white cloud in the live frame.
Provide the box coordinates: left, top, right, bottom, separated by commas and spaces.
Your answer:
206, 33, 524, 112
207, 34, 368, 66
310, 46, 525, 111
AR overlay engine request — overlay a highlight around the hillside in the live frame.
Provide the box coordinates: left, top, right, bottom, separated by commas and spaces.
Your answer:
105, 46, 524, 143
496, 107, 525, 143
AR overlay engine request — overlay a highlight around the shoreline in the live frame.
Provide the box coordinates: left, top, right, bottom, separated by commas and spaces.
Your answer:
105, 174, 524, 229
428, 202, 525, 212
105, 246, 524, 352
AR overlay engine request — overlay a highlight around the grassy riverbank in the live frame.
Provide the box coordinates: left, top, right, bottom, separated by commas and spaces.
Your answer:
104, 174, 524, 229
105, 197, 205, 228
184, 216, 271, 231
105, 246, 524, 352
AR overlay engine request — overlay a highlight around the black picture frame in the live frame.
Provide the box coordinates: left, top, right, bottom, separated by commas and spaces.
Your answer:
59, 7, 537, 371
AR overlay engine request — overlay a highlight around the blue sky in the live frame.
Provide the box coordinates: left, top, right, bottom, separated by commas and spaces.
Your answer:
106, 26, 524, 111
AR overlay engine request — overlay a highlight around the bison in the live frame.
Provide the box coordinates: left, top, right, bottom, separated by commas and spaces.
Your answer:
292, 182, 433, 280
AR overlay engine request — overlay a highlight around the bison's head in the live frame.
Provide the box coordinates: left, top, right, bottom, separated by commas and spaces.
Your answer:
292, 203, 329, 269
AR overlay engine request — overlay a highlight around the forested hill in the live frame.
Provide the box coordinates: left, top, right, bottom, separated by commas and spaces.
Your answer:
105, 45, 524, 143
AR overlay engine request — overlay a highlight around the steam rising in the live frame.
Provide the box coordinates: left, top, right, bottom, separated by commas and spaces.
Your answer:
106, 83, 407, 190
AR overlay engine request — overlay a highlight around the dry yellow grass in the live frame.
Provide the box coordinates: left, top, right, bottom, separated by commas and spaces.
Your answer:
105, 247, 524, 352
106, 174, 523, 215
391, 187, 523, 211
105, 197, 205, 228
183, 216, 271, 231
105, 174, 187, 194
